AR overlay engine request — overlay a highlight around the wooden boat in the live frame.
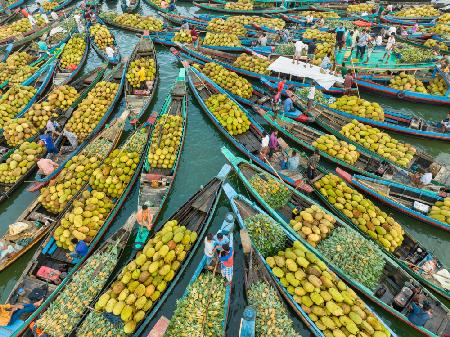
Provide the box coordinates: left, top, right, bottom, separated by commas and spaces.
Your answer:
134, 68, 187, 250
88, 18, 121, 65
224, 153, 450, 337
159, 12, 209, 28
380, 14, 438, 26
50, 0, 76, 13
397, 35, 450, 56
0, 10, 19, 26
185, 63, 311, 190
0, 0, 24, 13
125, 37, 158, 123
142, 0, 171, 13
99, 12, 167, 34
121, 0, 140, 13
193, 1, 297, 14
2, 210, 135, 337
224, 183, 398, 337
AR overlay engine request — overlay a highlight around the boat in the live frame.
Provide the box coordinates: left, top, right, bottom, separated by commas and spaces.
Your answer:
0, 67, 105, 204
134, 68, 187, 250
88, 18, 121, 65
125, 37, 158, 123
75, 164, 231, 337
0, 0, 24, 13
0, 9, 19, 26
224, 182, 398, 337
49, 0, 76, 13
185, 62, 311, 190
193, 1, 297, 14
2, 211, 135, 337
380, 14, 438, 26
396, 35, 450, 56
224, 152, 450, 337
121, 0, 140, 13
99, 12, 166, 34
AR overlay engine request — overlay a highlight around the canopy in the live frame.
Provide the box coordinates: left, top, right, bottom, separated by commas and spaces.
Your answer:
267, 56, 344, 90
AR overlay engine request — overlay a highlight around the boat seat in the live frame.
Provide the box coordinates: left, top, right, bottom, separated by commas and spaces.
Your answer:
42, 237, 57, 255
0, 319, 24, 336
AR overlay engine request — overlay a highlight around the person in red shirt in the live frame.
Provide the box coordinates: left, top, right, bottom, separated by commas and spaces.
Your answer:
190, 27, 198, 42
219, 243, 233, 285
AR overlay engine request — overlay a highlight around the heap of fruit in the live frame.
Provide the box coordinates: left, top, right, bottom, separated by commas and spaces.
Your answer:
42, 1, 58, 11
65, 80, 119, 141
172, 30, 192, 44
165, 273, 225, 337
394, 44, 435, 63
329, 95, 384, 121
244, 214, 287, 257
438, 13, 450, 24
207, 18, 246, 36
76, 312, 123, 337
325, 20, 356, 30
424, 38, 448, 51
315, 173, 405, 252
296, 87, 328, 105
200, 62, 253, 99
0, 142, 44, 184
90, 24, 114, 51
9, 65, 38, 84
35, 239, 121, 336
227, 16, 285, 30
0, 17, 45, 41
109, 13, 163, 32
395, 5, 439, 17
427, 76, 448, 96
93, 218, 199, 334
428, 198, 450, 224
60, 34, 87, 70
225, 0, 253, 10
248, 281, 300, 336
3, 118, 37, 146
53, 190, 114, 250
340, 119, 416, 167
313, 42, 334, 66
205, 94, 250, 135
203, 32, 241, 47
303, 29, 335, 43
432, 24, 450, 38
347, 3, 374, 12
312, 134, 360, 165
0, 85, 36, 128
317, 226, 386, 291
302, 10, 339, 18
250, 172, 291, 209
288, 205, 337, 247
266, 240, 391, 337
147, 115, 183, 169
48, 85, 79, 110
233, 53, 271, 75
6, 51, 33, 67
126, 57, 156, 88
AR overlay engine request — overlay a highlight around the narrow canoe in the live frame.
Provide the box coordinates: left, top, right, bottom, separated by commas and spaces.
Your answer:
0, 10, 19, 26
142, 0, 171, 13
99, 12, 167, 34
88, 18, 121, 65
0, 0, 24, 13
193, 1, 298, 14
380, 14, 438, 26
397, 35, 450, 56
121, 0, 140, 13
225, 183, 398, 337
135, 68, 187, 250
224, 149, 450, 336
49, 0, 76, 13
125, 37, 158, 123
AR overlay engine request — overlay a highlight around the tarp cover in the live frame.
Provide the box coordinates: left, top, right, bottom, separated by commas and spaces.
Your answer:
267, 56, 344, 90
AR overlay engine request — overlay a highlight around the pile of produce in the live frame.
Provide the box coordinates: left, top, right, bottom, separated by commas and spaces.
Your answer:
165, 273, 225, 337
274, 43, 294, 55
77, 312, 123, 337
3, 118, 37, 146
395, 44, 435, 63
428, 198, 450, 224
247, 281, 300, 336
266, 240, 391, 337
93, 219, 198, 334
47, 85, 79, 110
227, 15, 285, 30
340, 119, 416, 167
126, 57, 156, 88
147, 115, 183, 169
317, 226, 386, 291
172, 29, 192, 43
329, 95, 384, 121
200, 62, 253, 99
60, 34, 86, 70
35, 240, 121, 336
233, 53, 270, 75
347, 3, 374, 12
90, 130, 147, 198
42, 1, 58, 11
202, 32, 241, 47
312, 134, 360, 165
249, 172, 292, 209
9, 65, 38, 84
244, 213, 287, 257
438, 13, 450, 24
313, 42, 334, 66
289, 205, 337, 247
302, 29, 335, 43
424, 38, 448, 51
427, 76, 448, 96
109, 13, 163, 31
432, 24, 450, 38
225, 0, 253, 10
0, 17, 46, 41
65, 80, 119, 141
147, 0, 163, 7
90, 24, 114, 51
0, 142, 45, 184
0, 85, 36, 128
314, 173, 405, 252
207, 18, 246, 36
205, 94, 250, 135
394, 5, 439, 17
296, 87, 328, 105
302, 10, 339, 18
324, 20, 355, 30
53, 190, 114, 250
6, 51, 33, 67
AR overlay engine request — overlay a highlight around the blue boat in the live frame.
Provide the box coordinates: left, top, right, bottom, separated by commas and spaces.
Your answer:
0, 0, 24, 13
88, 18, 121, 65
381, 14, 438, 27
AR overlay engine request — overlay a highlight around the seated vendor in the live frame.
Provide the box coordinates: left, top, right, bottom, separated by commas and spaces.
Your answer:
441, 113, 450, 132
283, 96, 301, 119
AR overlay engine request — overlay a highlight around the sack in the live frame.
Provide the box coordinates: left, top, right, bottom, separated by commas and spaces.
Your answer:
9, 222, 30, 236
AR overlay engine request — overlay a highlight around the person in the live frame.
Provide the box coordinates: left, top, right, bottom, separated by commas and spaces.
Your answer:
0, 299, 43, 327
307, 39, 316, 63
37, 39, 49, 56
34, 3, 44, 14
204, 233, 215, 267
365, 36, 374, 63
190, 27, 198, 42
39, 132, 58, 154
305, 13, 313, 27
412, 22, 419, 34
276, 79, 286, 102
382, 33, 395, 63
335, 23, 346, 51
160, 0, 168, 8
260, 131, 270, 159
180, 21, 189, 31
37, 158, 58, 176
137, 66, 147, 87
386, 3, 393, 12
219, 243, 233, 284
168, 0, 176, 11
419, 170, 433, 186
271, 98, 281, 120
375, 34, 383, 46
307, 85, 316, 111
345, 30, 353, 49
61, 129, 78, 153
356, 29, 368, 60
320, 52, 332, 71
74, 13, 85, 33
45, 119, 60, 136
408, 301, 432, 327
293, 39, 306, 64
307, 150, 320, 180
341, 62, 348, 77
287, 150, 300, 171
279, 28, 289, 43
316, 17, 324, 27
387, 25, 397, 37
441, 112, 450, 132
258, 34, 267, 47
27, 13, 36, 27
343, 72, 354, 95
268, 130, 279, 158
400, 26, 408, 36
283, 96, 300, 119
350, 29, 359, 55
69, 238, 88, 259
213, 232, 229, 253
50, 11, 58, 21
136, 204, 153, 231
105, 46, 115, 59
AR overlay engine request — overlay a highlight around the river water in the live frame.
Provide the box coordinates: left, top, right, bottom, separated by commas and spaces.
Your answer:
0, 1, 449, 336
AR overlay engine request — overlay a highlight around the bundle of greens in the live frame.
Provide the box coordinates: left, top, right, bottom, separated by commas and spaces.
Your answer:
394, 44, 435, 63
295, 87, 328, 105
244, 214, 287, 257
249, 173, 292, 209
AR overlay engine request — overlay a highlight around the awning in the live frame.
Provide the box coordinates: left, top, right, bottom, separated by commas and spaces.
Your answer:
267, 56, 344, 90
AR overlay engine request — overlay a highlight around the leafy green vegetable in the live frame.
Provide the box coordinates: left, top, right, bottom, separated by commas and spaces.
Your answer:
245, 214, 287, 257
295, 87, 329, 105
249, 173, 292, 209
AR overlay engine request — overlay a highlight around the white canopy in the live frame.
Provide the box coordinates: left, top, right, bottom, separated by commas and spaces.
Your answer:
267, 56, 344, 90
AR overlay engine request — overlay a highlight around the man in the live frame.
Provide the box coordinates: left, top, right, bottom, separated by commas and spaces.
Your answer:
305, 13, 313, 27
37, 158, 58, 176
335, 23, 346, 51
268, 130, 279, 158
441, 112, 450, 132
279, 29, 289, 43
408, 301, 432, 327
271, 98, 281, 120
258, 34, 268, 47
70, 238, 88, 259
307, 150, 320, 180
180, 21, 189, 31
136, 204, 153, 231
320, 52, 332, 71
283, 96, 300, 119
293, 39, 306, 64
287, 150, 300, 171
307, 85, 316, 111
213, 232, 229, 253
74, 13, 85, 33
356, 29, 368, 60
307, 39, 317, 63
343, 73, 354, 95
276, 79, 286, 101
419, 170, 433, 186
0, 299, 43, 327
365, 36, 374, 63
50, 11, 58, 21
46, 119, 60, 136
61, 129, 78, 153
204, 233, 215, 267
219, 243, 233, 285
260, 131, 270, 159
105, 46, 115, 60
375, 34, 383, 46
387, 25, 397, 37
39, 132, 58, 154
382, 33, 395, 63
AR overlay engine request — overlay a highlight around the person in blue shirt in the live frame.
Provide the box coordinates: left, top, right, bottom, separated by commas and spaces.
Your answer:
69, 238, 88, 259
283, 96, 300, 119
408, 301, 432, 327
213, 232, 229, 253
39, 132, 58, 154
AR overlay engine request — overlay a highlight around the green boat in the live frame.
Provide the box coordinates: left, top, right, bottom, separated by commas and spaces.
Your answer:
193, 1, 303, 14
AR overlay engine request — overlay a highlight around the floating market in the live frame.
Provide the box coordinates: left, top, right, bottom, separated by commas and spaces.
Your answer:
0, 0, 449, 337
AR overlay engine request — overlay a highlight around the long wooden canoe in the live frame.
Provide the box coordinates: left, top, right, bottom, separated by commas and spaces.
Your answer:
99, 12, 167, 34
193, 1, 297, 14
88, 18, 121, 65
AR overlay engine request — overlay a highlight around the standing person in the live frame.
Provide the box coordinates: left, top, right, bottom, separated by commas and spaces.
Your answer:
305, 13, 313, 27
306, 150, 320, 180
39, 132, 58, 154
268, 130, 279, 158
293, 39, 306, 64
375, 34, 383, 46
219, 243, 234, 285
350, 29, 359, 56
69, 238, 88, 259
61, 129, 78, 154
320, 52, 332, 71
365, 36, 374, 63
408, 301, 432, 327
382, 33, 395, 63
136, 204, 153, 231
271, 98, 281, 120
307, 85, 316, 111
204, 233, 215, 268
37, 158, 59, 176
335, 23, 346, 51
275, 79, 286, 102
356, 29, 368, 60
258, 33, 268, 47
307, 38, 316, 64
343, 72, 354, 95
0, 300, 43, 327
345, 30, 353, 50
213, 232, 230, 253
260, 131, 270, 159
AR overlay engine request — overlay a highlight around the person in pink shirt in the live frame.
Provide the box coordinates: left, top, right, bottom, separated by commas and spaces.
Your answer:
37, 158, 58, 176
268, 130, 279, 158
